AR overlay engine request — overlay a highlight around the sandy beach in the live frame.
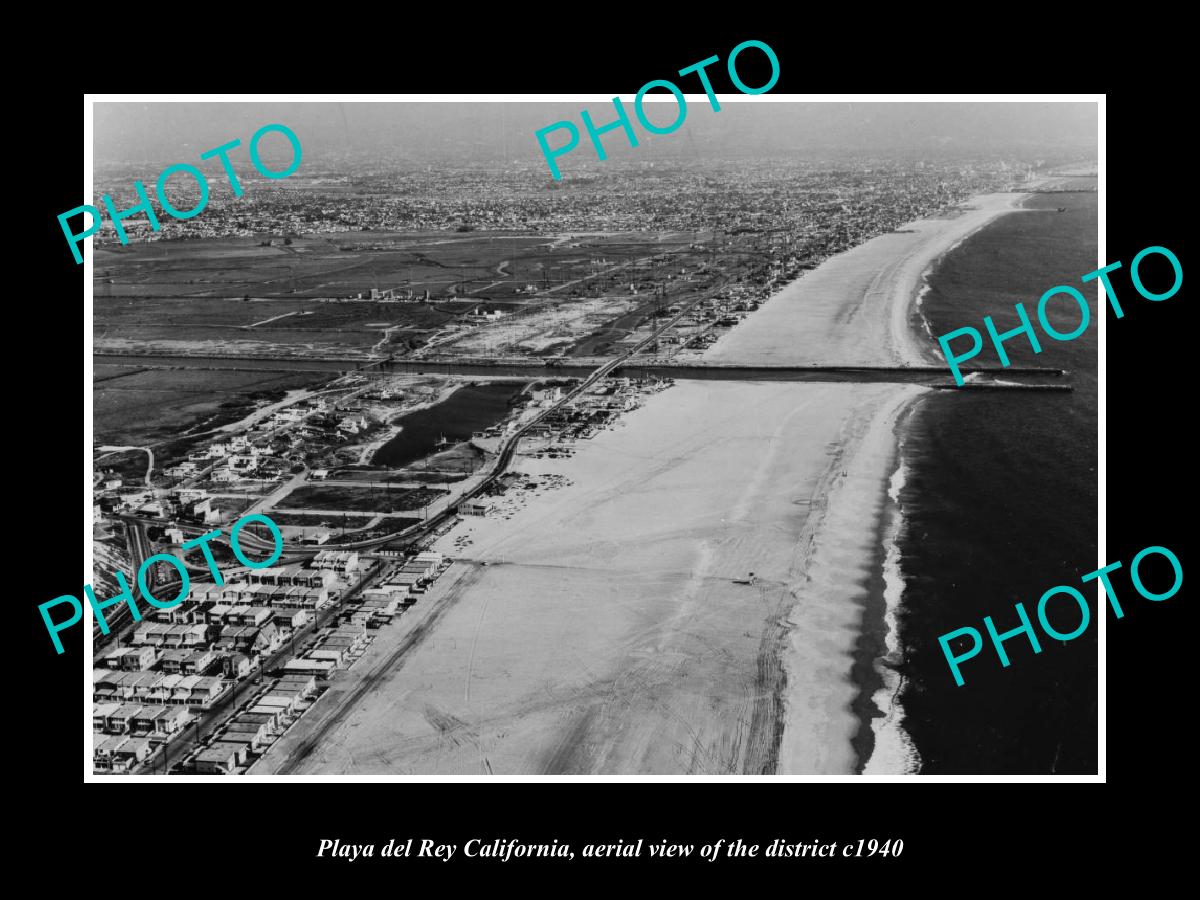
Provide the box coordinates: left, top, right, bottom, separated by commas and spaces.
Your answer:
261, 193, 1026, 776
707, 193, 1023, 367
262, 380, 920, 775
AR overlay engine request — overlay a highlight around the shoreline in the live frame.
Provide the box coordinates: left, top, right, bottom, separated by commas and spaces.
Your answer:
706, 193, 1029, 368
776, 383, 925, 774
906, 196, 1033, 363
260, 380, 911, 775
857, 397, 924, 774
858, 195, 1029, 774
703, 192, 1030, 774
258, 191, 1033, 776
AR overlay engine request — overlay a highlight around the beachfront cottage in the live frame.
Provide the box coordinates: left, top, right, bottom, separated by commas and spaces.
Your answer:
223, 720, 272, 751
282, 657, 336, 679
276, 673, 317, 699
194, 741, 247, 775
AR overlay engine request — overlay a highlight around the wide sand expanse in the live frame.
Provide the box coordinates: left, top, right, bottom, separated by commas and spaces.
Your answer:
261, 379, 920, 775
261, 193, 1024, 776
706, 193, 1023, 367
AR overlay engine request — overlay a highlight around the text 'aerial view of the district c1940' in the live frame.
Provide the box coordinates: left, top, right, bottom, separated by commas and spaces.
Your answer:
90, 101, 1098, 777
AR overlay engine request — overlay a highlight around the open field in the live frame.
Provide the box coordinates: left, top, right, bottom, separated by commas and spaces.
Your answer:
94, 230, 720, 361
93, 366, 325, 445
94, 231, 712, 303
265, 512, 378, 528
94, 297, 452, 358
275, 484, 447, 513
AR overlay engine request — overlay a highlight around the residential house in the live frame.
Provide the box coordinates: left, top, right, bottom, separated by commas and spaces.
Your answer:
312, 550, 360, 578
258, 691, 302, 715
148, 674, 184, 705
194, 741, 247, 775
247, 566, 333, 589
227, 606, 273, 628
276, 673, 317, 699
240, 709, 284, 731
94, 735, 129, 771
221, 652, 253, 679
221, 720, 272, 751
159, 647, 193, 675
132, 706, 168, 736
272, 609, 311, 632
184, 676, 225, 707
111, 738, 152, 772
105, 704, 143, 735
307, 648, 345, 667
154, 706, 190, 736
282, 658, 335, 679
93, 703, 120, 732
183, 648, 215, 675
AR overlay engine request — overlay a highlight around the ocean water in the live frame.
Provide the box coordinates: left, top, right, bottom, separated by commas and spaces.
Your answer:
894, 192, 1099, 774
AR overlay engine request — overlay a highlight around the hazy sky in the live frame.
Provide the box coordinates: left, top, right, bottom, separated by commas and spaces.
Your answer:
94, 101, 1098, 169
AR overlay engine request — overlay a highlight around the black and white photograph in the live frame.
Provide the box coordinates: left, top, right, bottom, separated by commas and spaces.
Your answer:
80, 96, 1104, 779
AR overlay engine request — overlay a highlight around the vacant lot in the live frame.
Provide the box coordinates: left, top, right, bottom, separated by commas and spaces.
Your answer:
276, 484, 447, 513
92, 229, 716, 360
265, 512, 377, 529
94, 295, 454, 358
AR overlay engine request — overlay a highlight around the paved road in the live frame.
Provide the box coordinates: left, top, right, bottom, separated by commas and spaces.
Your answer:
132, 560, 384, 775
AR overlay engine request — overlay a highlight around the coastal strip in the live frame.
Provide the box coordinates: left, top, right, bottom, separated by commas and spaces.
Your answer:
706, 193, 1029, 368
259, 192, 1032, 775
704, 192, 1030, 774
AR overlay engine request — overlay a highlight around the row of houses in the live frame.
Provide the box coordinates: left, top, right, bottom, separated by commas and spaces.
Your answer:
129, 619, 284, 656
311, 549, 361, 578
195, 675, 321, 774
94, 736, 155, 773
93, 671, 227, 708
93, 702, 191, 738
102, 644, 215, 675
149, 598, 314, 632
247, 565, 336, 589
359, 552, 446, 609
281, 622, 372, 678
192, 582, 332, 610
